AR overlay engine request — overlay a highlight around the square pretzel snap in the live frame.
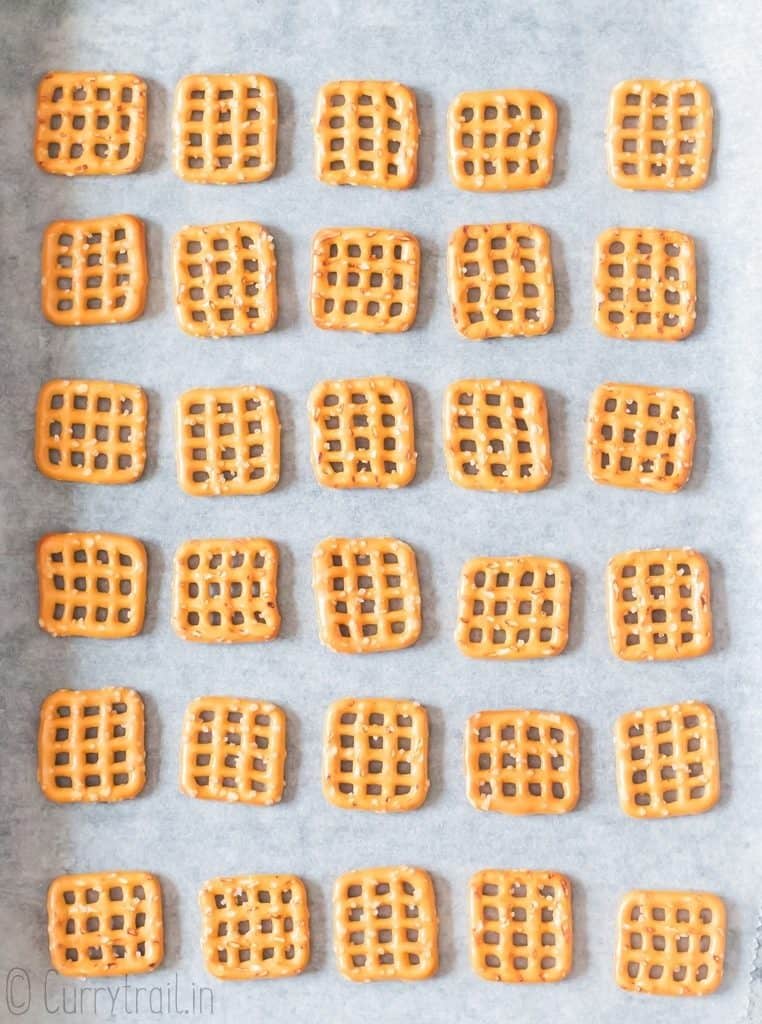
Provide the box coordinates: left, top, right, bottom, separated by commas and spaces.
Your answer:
594, 228, 696, 341
616, 890, 725, 995
173, 74, 277, 183
181, 696, 285, 805
334, 866, 438, 981
35, 71, 147, 176
470, 870, 573, 982
41, 214, 147, 327
315, 81, 418, 189
312, 537, 421, 654
607, 548, 713, 661
607, 79, 713, 191
586, 383, 695, 492
323, 698, 429, 812
38, 687, 145, 803
48, 871, 163, 977
448, 223, 554, 339
456, 556, 571, 659
309, 377, 416, 489
37, 532, 147, 638
176, 386, 280, 496
448, 90, 556, 191
444, 379, 551, 492
172, 538, 280, 643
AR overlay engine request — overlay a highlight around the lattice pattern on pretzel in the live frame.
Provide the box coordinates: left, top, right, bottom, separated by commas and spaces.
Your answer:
48, 871, 163, 977
616, 890, 725, 995
465, 710, 579, 814
448, 90, 556, 191
448, 223, 554, 339
38, 687, 145, 803
607, 80, 713, 191
308, 377, 416, 489
314, 81, 418, 189
586, 383, 695, 492
615, 701, 719, 818
176, 386, 280, 496
312, 537, 421, 654
172, 538, 280, 643
181, 696, 285, 805
41, 215, 147, 327
456, 556, 570, 659
606, 548, 712, 661
470, 870, 573, 982
593, 228, 696, 341
36, 71, 147, 176
444, 379, 551, 492
173, 74, 277, 183
37, 532, 147, 639
334, 866, 438, 981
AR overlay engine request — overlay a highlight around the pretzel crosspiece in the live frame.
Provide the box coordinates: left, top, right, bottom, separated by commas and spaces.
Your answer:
35, 71, 147, 176
594, 228, 696, 341
448, 223, 554, 340
323, 698, 429, 812
172, 538, 280, 643
48, 871, 163, 977
470, 870, 573, 982
456, 556, 571, 659
586, 383, 695, 492
444, 379, 551, 492
312, 537, 421, 654
315, 81, 418, 189
37, 532, 147, 639
308, 377, 416, 489
41, 215, 147, 327
176, 386, 280, 496
607, 548, 713, 661
38, 687, 145, 803
616, 890, 725, 995
173, 74, 277, 183
448, 90, 556, 191
465, 710, 579, 814
607, 79, 713, 191
334, 867, 438, 981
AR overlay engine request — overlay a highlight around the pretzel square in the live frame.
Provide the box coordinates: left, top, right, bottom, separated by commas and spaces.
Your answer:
470, 870, 572, 981
41, 214, 147, 327
173, 74, 277, 183
323, 698, 429, 812
465, 710, 579, 814
607, 80, 713, 191
308, 377, 416, 489
607, 548, 712, 661
448, 223, 554, 339
334, 867, 437, 981
35, 71, 147, 176
616, 890, 725, 995
310, 228, 419, 333
594, 228, 696, 341
444, 379, 551, 492
586, 383, 695, 492
48, 871, 163, 977
37, 532, 147, 638
173, 222, 277, 337
38, 687, 145, 803
312, 537, 421, 654
176, 386, 280, 496
172, 538, 280, 643
181, 697, 285, 804
315, 81, 418, 189
448, 90, 556, 191
456, 556, 570, 659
